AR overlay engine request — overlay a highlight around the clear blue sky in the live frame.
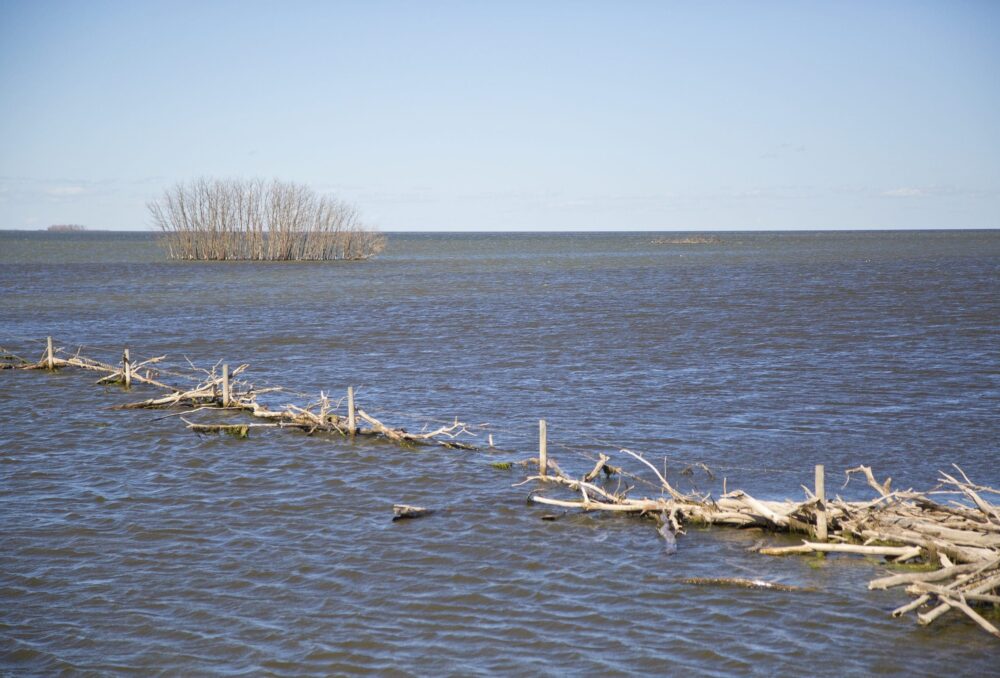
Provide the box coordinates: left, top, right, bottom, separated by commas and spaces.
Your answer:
1, 0, 997, 231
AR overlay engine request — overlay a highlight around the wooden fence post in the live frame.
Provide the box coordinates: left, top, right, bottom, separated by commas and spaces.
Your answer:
816, 464, 828, 541
347, 386, 356, 436
46, 336, 54, 370
123, 348, 131, 389
539, 419, 547, 478
221, 363, 230, 407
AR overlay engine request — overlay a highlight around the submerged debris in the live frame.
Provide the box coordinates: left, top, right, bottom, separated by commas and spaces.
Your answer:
6, 336, 999, 640
392, 504, 433, 521
524, 453, 1000, 640
4, 337, 482, 453
680, 577, 809, 592
650, 236, 723, 245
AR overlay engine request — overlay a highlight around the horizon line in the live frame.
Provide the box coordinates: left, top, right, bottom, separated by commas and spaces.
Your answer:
2, 226, 998, 234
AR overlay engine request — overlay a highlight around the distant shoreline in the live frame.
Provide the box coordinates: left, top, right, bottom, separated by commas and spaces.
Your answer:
1, 227, 997, 235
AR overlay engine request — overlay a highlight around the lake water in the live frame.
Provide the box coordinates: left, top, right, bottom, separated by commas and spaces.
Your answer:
2, 230, 998, 675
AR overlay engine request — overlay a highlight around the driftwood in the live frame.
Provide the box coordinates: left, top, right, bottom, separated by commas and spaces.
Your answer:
680, 577, 811, 592
7, 339, 482, 453
0, 348, 32, 368
759, 541, 923, 560
392, 504, 433, 521
7, 337, 998, 639
357, 409, 477, 449
525, 453, 1000, 640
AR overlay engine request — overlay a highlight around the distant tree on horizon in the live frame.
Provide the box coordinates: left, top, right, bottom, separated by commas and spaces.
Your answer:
148, 178, 386, 261
47, 224, 86, 232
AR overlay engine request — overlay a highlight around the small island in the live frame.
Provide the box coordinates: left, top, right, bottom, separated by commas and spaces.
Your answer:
650, 235, 723, 245
149, 178, 386, 261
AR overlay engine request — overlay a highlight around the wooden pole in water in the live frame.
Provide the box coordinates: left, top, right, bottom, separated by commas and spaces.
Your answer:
46, 336, 54, 370
539, 419, 547, 478
122, 348, 131, 389
221, 363, 230, 407
347, 386, 356, 436
816, 464, 828, 541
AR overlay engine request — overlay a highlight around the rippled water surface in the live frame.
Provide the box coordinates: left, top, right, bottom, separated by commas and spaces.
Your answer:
2, 230, 999, 675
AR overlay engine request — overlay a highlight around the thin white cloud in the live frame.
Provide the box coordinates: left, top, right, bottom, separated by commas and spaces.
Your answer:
45, 185, 86, 196
882, 187, 924, 198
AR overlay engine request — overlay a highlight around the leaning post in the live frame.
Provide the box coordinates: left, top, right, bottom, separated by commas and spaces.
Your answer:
123, 348, 131, 389
46, 336, 54, 370
221, 363, 230, 407
816, 464, 828, 541
539, 419, 548, 478
347, 386, 356, 436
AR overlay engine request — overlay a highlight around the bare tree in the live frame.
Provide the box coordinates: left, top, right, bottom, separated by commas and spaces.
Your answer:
149, 178, 386, 261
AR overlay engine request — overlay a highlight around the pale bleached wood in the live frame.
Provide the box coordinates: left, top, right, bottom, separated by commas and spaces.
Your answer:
892, 594, 931, 617
347, 385, 356, 436
933, 594, 1000, 639
816, 464, 828, 541
918, 573, 1000, 626
759, 541, 922, 560
869, 559, 998, 590
538, 419, 547, 479
392, 504, 432, 520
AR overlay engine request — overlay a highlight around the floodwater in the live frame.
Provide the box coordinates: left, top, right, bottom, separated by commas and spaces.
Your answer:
1, 230, 998, 675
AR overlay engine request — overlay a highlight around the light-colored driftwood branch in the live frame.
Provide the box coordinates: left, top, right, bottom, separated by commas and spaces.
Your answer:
525, 451, 1000, 640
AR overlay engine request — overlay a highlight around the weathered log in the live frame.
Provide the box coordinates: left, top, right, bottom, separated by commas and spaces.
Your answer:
917, 573, 1000, 626
939, 595, 1000, 638
909, 582, 1000, 605
869, 560, 997, 590
759, 541, 923, 560
392, 504, 433, 521
680, 577, 811, 592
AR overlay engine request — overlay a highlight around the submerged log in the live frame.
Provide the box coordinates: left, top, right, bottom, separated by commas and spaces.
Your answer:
392, 504, 433, 521
680, 577, 811, 592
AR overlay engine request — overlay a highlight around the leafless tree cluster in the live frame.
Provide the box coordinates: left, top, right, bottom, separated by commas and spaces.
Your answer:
47, 224, 86, 232
148, 178, 386, 261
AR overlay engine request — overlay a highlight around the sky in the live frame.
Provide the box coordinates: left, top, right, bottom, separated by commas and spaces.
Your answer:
1, 0, 998, 231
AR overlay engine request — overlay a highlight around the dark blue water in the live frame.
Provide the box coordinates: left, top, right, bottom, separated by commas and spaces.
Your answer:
2, 230, 999, 675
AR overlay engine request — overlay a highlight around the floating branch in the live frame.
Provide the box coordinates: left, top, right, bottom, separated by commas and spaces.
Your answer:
357, 409, 477, 449
0, 346, 32, 368
680, 578, 811, 592
392, 504, 433, 521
